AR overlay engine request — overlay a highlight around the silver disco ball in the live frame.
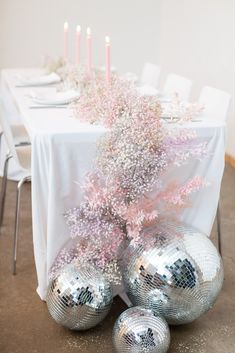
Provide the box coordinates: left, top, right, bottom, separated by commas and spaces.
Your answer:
47, 262, 113, 330
122, 224, 224, 325
113, 306, 170, 353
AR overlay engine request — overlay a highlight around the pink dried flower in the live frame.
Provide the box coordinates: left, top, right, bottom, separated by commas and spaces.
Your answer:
59, 73, 208, 281
161, 176, 206, 207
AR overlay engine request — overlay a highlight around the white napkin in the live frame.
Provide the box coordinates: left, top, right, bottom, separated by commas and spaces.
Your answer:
30, 90, 80, 105
16, 72, 61, 87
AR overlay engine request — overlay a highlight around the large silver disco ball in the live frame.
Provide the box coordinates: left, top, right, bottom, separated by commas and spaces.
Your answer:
122, 224, 224, 325
47, 262, 113, 330
113, 306, 170, 353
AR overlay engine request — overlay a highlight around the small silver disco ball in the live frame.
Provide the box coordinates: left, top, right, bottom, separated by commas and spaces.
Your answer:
122, 224, 224, 325
47, 262, 113, 330
113, 306, 170, 353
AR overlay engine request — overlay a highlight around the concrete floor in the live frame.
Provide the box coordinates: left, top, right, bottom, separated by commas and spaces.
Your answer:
0, 164, 234, 353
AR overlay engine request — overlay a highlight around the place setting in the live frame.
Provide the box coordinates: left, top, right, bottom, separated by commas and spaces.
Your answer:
15, 71, 61, 87
27, 89, 80, 109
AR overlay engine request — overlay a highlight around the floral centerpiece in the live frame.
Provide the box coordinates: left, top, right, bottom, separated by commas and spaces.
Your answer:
49, 75, 207, 283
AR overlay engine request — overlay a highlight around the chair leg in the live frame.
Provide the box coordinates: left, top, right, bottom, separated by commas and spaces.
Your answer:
0, 132, 3, 150
0, 132, 3, 152
216, 203, 222, 257
0, 152, 13, 226
12, 176, 31, 275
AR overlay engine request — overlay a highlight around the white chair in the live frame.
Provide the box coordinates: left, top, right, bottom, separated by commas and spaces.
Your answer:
199, 86, 231, 122
0, 103, 31, 274
12, 125, 30, 146
0, 123, 30, 224
163, 73, 192, 101
0, 108, 30, 225
140, 62, 161, 88
198, 86, 231, 256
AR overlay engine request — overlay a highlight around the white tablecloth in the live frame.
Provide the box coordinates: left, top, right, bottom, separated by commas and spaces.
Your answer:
1, 69, 225, 301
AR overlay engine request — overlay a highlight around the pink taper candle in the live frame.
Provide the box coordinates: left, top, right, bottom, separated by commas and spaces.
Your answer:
76, 25, 81, 65
64, 22, 69, 61
105, 36, 111, 83
86, 27, 92, 79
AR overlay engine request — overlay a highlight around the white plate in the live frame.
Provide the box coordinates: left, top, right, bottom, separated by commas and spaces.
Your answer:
16, 72, 61, 87
136, 85, 159, 96
121, 72, 138, 83
31, 90, 80, 105
158, 97, 172, 103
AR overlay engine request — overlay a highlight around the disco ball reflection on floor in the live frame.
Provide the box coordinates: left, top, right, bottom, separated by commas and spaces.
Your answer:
47, 262, 113, 330
122, 224, 224, 325
113, 306, 170, 353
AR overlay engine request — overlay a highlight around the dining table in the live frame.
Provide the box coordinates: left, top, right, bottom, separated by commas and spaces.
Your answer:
0, 68, 226, 301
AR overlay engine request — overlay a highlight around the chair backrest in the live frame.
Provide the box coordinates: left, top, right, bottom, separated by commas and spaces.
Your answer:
0, 101, 19, 164
199, 86, 231, 122
140, 62, 161, 88
163, 73, 192, 101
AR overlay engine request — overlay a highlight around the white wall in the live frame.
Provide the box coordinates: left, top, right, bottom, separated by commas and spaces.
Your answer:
158, 0, 235, 158
0, 0, 234, 157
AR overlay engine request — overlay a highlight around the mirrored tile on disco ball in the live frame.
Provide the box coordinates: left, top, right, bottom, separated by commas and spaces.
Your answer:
113, 306, 170, 353
47, 262, 113, 330
122, 224, 224, 325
